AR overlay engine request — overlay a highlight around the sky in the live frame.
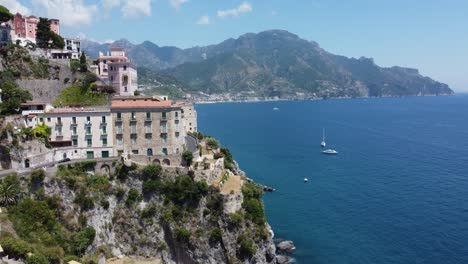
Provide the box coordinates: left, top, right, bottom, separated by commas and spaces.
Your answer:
0, 0, 467, 92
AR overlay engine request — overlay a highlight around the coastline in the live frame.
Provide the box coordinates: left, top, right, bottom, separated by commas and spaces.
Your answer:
191, 93, 455, 105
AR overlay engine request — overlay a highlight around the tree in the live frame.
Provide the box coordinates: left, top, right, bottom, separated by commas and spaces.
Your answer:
36, 18, 64, 49
142, 163, 162, 180
0, 175, 20, 206
206, 137, 220, 149
0, 5, 13, 22
182, 150, 194, 166
79, 52, 87, 72
0, 81, 32, 115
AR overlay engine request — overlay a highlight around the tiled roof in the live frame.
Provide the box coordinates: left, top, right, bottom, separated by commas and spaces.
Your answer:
21, 102, 47, 106
111, 98, 178, 109
46, 107, 110, 114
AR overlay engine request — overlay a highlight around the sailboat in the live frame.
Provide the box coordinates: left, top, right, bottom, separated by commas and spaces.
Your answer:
321, 128, 326, 147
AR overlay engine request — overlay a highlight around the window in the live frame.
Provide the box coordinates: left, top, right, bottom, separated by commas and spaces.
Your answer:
86, 116, 91, 124
131, 112, 136, 120
161, 123, 167, 133
87, 138, 92, 147
117, 136, 123, 145
86, 151, 94, 159
110, 76, 114, 81
110, 66, 113, 71
102, 126, 107, 134
72, 117, 76, 124
146, 124, 151, 133
146, 134, 152, 144
39, 117, 44, 123
175, 112, 179, 118
57, 117, 62, 124
102, 116, 106, 123
56, 126, 62, 136
162, 148, 168, 156
175, 120, 179, 130
72, 138, 78, 146
123, 65, 127, 71
162, 112, 167, 120
131, 135, 137, 145
132, 150, 139, 155
131, 124, 136, 134
161, 134, 167, 144
146, 112, 151, 120
102, 151, 109, 158
124, 86, 128, 92
72, 126, 77, 135
117, 124, 122, 134
175, 132, 180, 138
117, 112, 122, 120
102, 137, 107, 146
86, 126, 91, 134
147, 148, 153, 156
47, 117, 51, 122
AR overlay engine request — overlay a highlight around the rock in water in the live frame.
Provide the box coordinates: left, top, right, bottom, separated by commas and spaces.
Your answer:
277, 240, 296, 253
276, 255, 292, 264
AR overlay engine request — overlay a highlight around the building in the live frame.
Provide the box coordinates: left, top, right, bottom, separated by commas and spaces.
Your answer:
93, 47, 138, 96
11, 13, 60, 45
111, 96, 187, 166
44, 107, 114, 160
0, 21, 13, 45
48, 37, 81, 59
181, 104, 197, 133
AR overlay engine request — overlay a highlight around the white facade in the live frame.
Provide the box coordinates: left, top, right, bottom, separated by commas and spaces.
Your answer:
181, 104, 198, 133
43, 108, 114, 159
48, 37, 81, 59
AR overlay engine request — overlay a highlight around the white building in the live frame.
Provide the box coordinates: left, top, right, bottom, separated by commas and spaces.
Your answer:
48, 37, 81, 59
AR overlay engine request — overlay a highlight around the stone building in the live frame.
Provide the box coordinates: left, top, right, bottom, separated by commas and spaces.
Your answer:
111, 96, 187, 166
181, 104, 198, 133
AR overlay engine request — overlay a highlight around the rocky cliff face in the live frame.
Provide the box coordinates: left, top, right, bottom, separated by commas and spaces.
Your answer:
36, 161, 276, 264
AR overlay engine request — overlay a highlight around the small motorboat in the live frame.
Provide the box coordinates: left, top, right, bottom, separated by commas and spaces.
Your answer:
322, 149, 338, 155
273, 107, 280, 111
304, 178, 309, 182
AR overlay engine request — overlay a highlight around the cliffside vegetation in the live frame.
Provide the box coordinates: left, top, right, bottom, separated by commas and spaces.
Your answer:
0, 159, 275, 264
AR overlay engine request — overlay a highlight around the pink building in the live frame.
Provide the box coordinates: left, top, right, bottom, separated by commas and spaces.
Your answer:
93, 47, 138, 96
11, 13, 60, 43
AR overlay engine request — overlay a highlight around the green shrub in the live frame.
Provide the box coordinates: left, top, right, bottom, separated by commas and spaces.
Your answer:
74, 190, 95, 211
25, 254, 49, 264
142, 179, 163, 195
0, 173, 20, 206
126, 188, 141, 206
30, 169, 46, 185
141, 203, 157, 219
175, 227, 191, 244
71, 226, 96, 255
8, 197, 64, 245
206, 137, 220, 149
142, 164, 162, 180
209, 228, 223, 244
86, 175, 110, 192
228, 212, 243, 227
115, 187, 125, 200
39, 246, 64, 264
206, 193, 224, 216
238, 235, 256, 259
182, 150, 193, 166
0, 236, 33, 259
162, 176, 208, 207
243, 199, 265, 226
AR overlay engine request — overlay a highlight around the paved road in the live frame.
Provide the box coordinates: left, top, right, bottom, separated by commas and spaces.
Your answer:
0, 157, 118, 179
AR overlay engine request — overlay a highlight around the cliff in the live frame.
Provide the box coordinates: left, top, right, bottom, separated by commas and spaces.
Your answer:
0, 157, 277, 264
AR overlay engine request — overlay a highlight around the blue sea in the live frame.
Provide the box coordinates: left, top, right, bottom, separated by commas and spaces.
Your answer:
196, 95, 468, 264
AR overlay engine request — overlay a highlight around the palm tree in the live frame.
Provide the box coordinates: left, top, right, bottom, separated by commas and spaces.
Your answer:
0, 181, 19, 206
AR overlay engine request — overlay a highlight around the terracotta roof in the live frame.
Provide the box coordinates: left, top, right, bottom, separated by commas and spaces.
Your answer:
111, 99, 178, 109
46, 107, 110, 114
111, 46, 124, 51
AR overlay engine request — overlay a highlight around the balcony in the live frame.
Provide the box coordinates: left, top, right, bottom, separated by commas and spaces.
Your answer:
85, 121, 92, 126
55, 121, 62, 126
86, 131, 92, 136
55, 131, 63, 137
71, 122, 78, 126
116, 129, 123, 134
101, 131, 108, 136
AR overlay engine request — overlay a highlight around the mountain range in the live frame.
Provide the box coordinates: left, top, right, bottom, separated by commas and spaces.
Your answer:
81, 30, 453, 98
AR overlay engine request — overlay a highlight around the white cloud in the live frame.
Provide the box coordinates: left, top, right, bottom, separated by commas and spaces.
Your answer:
31, 0, 97, 27
121, 0, 151, 18
103, 0, 121, 10
0, 0, 31, 15
196, 15, 210, 25
217, 1, 252, 18
169, 0, 188, 10
103, 39, 115, 44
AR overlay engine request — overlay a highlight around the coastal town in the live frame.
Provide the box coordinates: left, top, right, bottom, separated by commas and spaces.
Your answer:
0, 10, 200, 172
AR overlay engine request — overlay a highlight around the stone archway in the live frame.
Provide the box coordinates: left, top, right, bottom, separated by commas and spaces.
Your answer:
100, 164, 111, 176
24, 159, 30, 168
163, 159, 170, 166
153, 159, 160, 164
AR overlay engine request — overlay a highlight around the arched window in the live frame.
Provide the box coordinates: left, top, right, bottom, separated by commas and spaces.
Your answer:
147, 148, 153, 156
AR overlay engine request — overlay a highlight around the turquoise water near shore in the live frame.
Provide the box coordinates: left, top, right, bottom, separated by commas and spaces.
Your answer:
196, 96, 468, 264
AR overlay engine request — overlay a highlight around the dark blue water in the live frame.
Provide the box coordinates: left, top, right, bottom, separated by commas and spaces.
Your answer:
196, 96, 468, 264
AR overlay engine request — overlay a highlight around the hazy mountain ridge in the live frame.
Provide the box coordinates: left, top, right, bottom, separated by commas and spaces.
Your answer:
82, 30, 453, 98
